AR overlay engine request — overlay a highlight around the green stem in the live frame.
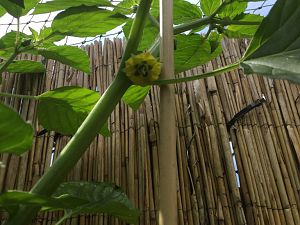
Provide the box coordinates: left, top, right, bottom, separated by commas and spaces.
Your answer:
173, 16, 211, 34
15, 18, 21, 48
173, 0, 228, 35
152, 62, 240, 85
213, 19, 261, 26
4, 1, 152, 225
0, 19, 21, 74
0, 92, 37, 100
0, 51, 18, 74
148, 13, 160, 29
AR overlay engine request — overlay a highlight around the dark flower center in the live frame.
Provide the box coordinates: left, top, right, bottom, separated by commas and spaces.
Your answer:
134, 61, 153, 77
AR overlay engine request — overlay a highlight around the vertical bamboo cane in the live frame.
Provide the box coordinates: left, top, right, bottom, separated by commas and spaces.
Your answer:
158, 0, 177, 224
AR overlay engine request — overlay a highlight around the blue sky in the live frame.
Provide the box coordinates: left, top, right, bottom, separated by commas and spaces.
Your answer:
0, 0, 277, 45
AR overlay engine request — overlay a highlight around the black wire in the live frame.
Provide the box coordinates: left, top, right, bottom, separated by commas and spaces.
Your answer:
227, 96, 266, 131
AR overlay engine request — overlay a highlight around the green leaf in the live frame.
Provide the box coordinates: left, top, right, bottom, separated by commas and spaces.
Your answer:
29, 27, 39, 40
33, 0, 112, 14
37, 45, 90, 74
0, 31, 31, 48
116, 0, 138, 9
0, 0, 39, 17
0, 31, 31, 59
219, 1, 247, 19
123, 19, 158, 51
208, 32, 222, 58
53, 182, 140, 224
122, 85, 151, 110
172, 0, 202, 25
151, 0, 202, 25
241, 50, 300, 83
200, 0, 221, 16
241, 0, 300, 84
0, 6, 7, 17
37, 86, 110, 136
0, 191, 86, 215
8, 0, 24, 8
114, 0, 138, 14
224, 14, 263, 38
51, 6, 128, 37
0, 182, 139, 224
0, 102, 33, 155
29, 27, 65, 47
2, 60, 45, 73
29, 27, 65, 48
174, 34, 221, 73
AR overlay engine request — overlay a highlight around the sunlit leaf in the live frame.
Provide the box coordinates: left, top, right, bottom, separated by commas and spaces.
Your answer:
0, 31, 31, 59
2, 60, 45, 73
37, 45, 90, 74
0, 102, 33, 155
114, 0, 138, 14
37, 27, 65, 44
174, 34, 221, 73
0, 6, 7, 17
152, 0, 202, 25
200, 0, 221, 16
123, 19, 158, 51
37, 86, 110, 136
224, 14, 263, 38
33, 0, 112, 14
219, 1, 247, 19
122, 85, 151, 110
172, 0, 202, 25
0, 0, 39, 17
241, 0, 300, 84
51, 6, 127, 37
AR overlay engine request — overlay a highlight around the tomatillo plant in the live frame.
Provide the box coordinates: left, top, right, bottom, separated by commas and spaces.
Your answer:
1, 0, 300, 224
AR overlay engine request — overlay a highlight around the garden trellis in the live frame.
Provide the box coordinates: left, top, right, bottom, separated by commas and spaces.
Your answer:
1, 0, 300, 225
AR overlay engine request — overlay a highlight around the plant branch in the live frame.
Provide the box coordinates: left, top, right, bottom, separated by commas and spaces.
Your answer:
152, 62, 240, 85
15, 18, 21, 48
0, 51, 18, 74
148, 13, 160, 29
0, 92, 37, 100
173, 16, 211, 34
213, 19, 261, 26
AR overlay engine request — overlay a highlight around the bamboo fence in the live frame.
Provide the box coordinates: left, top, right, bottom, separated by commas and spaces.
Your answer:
0, 38, 300, 225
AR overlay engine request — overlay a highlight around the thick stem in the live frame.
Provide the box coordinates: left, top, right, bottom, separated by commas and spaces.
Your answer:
4, 0, 153, 224
173, 16, 211, 34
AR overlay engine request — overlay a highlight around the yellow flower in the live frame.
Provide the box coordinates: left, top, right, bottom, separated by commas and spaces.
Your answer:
124, 52, 161, 86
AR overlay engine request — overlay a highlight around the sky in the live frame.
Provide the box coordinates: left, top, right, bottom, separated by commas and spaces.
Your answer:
0, 0, 277, 46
